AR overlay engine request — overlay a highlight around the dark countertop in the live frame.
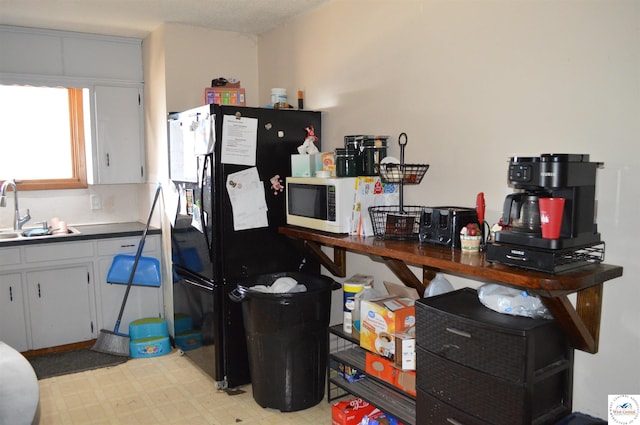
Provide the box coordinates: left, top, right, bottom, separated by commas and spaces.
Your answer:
0, 222, 161, 247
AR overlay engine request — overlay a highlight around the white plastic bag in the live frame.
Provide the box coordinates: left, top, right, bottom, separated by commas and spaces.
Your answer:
477, 283, 552, 319
250, 276, 307, 293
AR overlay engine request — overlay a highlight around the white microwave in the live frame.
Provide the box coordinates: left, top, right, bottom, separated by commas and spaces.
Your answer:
286, 177, 357, 233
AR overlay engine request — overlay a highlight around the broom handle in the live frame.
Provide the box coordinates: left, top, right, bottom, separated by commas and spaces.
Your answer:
113, 184, 162, 333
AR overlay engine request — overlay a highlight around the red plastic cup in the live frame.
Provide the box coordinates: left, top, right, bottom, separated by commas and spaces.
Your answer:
539, 198, 565, 239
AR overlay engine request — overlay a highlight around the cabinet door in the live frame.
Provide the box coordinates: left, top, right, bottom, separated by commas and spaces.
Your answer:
0, 273, 29, 352
97, 258, 162, 333
93, 85, 144, 184
26, 266, 94, 350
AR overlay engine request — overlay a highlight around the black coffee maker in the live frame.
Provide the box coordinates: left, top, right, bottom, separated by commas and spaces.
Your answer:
486, 154, 604, 272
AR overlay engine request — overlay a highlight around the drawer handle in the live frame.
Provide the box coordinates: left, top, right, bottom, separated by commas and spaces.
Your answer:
446, 327, 471, 338
505, 254, 528, 261
447, 418, 464, 425
120, 244, 136, 248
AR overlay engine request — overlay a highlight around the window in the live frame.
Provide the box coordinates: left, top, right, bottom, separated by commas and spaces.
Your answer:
0, 85, 88, 190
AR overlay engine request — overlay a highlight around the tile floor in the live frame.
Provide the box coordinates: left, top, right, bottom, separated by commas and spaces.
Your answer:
37, 347, 333, 425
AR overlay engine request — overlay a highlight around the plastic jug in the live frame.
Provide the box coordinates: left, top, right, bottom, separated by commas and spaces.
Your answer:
425, 273, 454, 297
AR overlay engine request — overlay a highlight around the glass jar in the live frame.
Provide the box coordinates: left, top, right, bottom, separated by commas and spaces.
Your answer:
335, 148, 357, 177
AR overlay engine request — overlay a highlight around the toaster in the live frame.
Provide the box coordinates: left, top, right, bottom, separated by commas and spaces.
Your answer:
419, 207, 479, 249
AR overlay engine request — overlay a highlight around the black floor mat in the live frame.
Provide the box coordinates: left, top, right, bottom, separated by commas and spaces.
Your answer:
28, 349, 128, 380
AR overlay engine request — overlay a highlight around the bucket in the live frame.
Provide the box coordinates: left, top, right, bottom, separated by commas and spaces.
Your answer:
230, 271, 339, 412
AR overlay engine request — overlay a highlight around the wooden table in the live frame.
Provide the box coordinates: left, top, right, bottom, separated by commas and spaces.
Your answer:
279, 226, 624, 354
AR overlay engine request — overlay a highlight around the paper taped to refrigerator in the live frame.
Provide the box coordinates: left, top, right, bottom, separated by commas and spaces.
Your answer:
226, 167, 268, 230
168, 119, 198, 182
221, 114, 258, 166
193, 112, 214, 155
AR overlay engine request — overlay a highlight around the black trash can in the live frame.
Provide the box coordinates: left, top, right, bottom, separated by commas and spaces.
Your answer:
230, 272, 339, 412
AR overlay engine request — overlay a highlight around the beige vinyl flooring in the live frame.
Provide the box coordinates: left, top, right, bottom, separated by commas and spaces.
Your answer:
37, 346, 333, 425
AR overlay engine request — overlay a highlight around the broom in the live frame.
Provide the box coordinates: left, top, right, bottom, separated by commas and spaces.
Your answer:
92, 183, 162, 356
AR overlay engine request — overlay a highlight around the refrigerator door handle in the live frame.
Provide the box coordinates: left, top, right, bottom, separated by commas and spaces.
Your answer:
201, 154, 212, 253
173, 264, 216, 292
182, 277, 214, 292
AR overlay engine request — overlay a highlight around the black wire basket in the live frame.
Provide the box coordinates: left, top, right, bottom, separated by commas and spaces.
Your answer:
379, 163, 430, 184
368, 205, 424, 240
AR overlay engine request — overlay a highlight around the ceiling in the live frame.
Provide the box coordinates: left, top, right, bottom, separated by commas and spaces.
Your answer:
0, 0, 329, 38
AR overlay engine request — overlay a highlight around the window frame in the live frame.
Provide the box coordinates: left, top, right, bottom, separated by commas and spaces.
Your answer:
1, 87, 88, 191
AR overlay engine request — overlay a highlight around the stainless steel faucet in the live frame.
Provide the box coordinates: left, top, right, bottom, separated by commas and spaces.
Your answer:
0, 179, 31, 231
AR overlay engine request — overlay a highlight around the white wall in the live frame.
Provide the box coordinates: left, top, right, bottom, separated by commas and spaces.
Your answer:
257, 0, 639, 419
163, 23, 259, 113
0, 185, 142, 228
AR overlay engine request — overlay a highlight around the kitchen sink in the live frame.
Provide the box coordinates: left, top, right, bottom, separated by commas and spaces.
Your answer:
0, 227, 81, 242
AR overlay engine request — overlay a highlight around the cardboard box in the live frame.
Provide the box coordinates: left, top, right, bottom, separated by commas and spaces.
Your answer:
365, 352, 416, 396
394, 333, 416, 371
321, 152, 336, 176
383, 281, 419, 300
291, 153, 323, 177
360, 296, 415, 360
394, 369, 416, 397
291, 154, 315, 177
332, 398, 376, 425
366, 352, 416, 397
362, 408, 406, 425
365, 351, 396, 384
203, 87, 246, 106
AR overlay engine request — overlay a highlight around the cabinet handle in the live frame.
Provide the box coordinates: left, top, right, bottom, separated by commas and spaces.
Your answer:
446, 327, 471, 338
120, 244, 136, 248
447, 418, 465, 425
106, 153, 110, 167
9, 286, 13, 302
38, 283, 41, 298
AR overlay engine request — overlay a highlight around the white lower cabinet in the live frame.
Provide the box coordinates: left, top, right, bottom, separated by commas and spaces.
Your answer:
0, 232, 163, 352
26, 266, 94, 350
0, 272, 29, 352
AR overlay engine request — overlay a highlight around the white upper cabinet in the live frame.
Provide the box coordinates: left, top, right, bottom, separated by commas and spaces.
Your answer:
93, 85, 145, 184
0, 25, 142, 82
62, 36, 142, 81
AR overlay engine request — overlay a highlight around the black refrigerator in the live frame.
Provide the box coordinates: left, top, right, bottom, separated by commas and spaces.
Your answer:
168, 104, 320, 390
